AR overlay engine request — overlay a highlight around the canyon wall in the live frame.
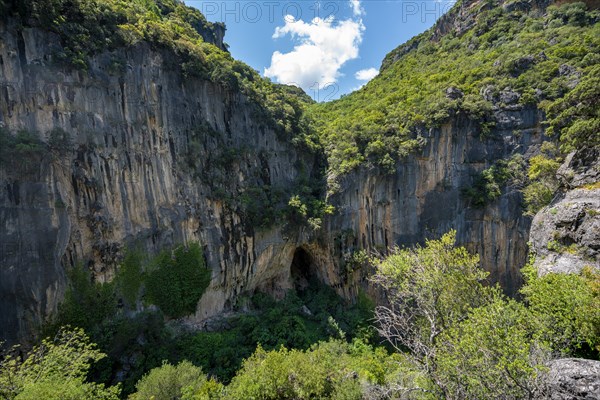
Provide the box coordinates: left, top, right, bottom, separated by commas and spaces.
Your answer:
0, 21, 314, 344
1, 20, 544, 344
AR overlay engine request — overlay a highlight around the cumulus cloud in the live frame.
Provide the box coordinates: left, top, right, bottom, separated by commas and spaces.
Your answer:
264, 1, 364, 91
355, 67, 379, 81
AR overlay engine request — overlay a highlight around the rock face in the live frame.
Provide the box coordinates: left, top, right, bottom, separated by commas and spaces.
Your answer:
1, 19, 545, 344
530, 150, 600, 275
540, 358, 600, 400
0, 21, 314, 344
322, 112, 542, 296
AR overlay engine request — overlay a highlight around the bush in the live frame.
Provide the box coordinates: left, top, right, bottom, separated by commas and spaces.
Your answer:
129, 361, 219, 400
463, 154, 526, 207
225, 339, 397, 400
523, 153, 561, 215
49, 265, 117, 333
145, 243, 211, 318
521, 264, 600, 355
436, 297, 550, 399
0, 327, 120, 400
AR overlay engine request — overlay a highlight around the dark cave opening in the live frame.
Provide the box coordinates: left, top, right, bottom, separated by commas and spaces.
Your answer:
290, 247, 315, 292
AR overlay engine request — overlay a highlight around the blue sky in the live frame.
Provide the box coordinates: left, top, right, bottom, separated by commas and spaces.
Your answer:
184, 0, 456, 100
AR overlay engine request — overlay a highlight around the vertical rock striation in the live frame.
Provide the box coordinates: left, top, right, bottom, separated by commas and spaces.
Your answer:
1, 17, 548, 344
0, 21, 313, 344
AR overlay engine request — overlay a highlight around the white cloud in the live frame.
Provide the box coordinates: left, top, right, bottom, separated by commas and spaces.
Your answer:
350, 0, 364, 16
355, 67, 379, 81
264, 2, 365, 91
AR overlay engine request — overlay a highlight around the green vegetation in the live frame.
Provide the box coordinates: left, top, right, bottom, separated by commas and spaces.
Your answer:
176, 284, 374, 383
0, 327, 120, 400
145, 243, 211, 318
6, 233, 597, 399
41, 243, 373, 396
523, 142, 562, 215
52, 243, 210, 325
372, 231, 599, 398
0, 128, 45, 176
521, 263, 600, 354
225, 339, 397, 400
130, 361, 221, 400
309, 1, 599, 177
463, 153, 526, 207
5, 0, 314, 141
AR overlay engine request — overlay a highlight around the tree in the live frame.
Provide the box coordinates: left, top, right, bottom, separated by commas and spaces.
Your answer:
225, 339, 398, 400
435, 297, 551, 399
372, 230, 495, 397
145, 243, 211, 318
0, 327, 120, 400
129, 360, 220, 400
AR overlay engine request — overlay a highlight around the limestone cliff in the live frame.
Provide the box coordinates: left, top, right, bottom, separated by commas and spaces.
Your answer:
0, 4, 569, 346
0, 20, 317, 344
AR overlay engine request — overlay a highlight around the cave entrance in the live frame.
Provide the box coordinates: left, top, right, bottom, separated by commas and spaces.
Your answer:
290, 247, 316, 292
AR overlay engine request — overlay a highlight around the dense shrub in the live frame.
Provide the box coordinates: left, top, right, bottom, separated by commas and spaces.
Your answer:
523, 152, 562, 215
521, 264, 600, 354
130, 361, 221, 400
0, 328, 120, 400
225, 339, 397, 400
145, 243, 211, 318
176, 284, 375, 383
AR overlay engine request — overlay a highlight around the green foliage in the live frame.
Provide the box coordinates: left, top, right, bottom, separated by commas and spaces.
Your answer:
145, 243, 211, 318
130, 360, 217, 400
309, 1, 600, 176
0, 128, 45, 176
177, 283, 374, 383
117, 249, 145, 306
373, 230, 499, 396
463, 154, 526, 207
92, 311, 176, 395
225, 339, 398, 400
44, 243, 211, 395
521, 264, 600, 354
374, 231, 493, 347
523, 152, 561, 215
47, 128, 72, 156
0, 327, 120, 400
435, 297, 550, 399
50, 265, 118, 333
544, 64, 600, 151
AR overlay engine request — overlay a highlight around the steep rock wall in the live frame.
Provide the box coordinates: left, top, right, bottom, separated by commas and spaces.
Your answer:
319, 111, 544, 296
1, 21, 545, 344
0, 21, 313, 344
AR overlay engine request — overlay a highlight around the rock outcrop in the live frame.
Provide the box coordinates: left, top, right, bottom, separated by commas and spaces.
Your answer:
320, 111, 542, 296
530, 149, 600, 275
0, 20, 315, 344
540, 358, 600, 400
